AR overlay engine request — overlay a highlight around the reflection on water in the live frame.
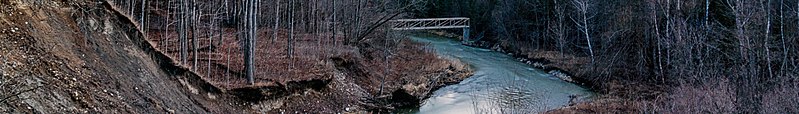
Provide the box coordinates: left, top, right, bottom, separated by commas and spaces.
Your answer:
410, 35, 594, 114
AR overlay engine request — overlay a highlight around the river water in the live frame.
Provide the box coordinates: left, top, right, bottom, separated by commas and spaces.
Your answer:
409, 34, 594, 113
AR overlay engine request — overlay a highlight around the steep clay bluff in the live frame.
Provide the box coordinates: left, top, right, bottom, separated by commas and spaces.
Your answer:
0, 0, 245, 113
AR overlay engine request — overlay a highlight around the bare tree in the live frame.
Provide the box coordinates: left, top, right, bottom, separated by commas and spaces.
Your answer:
314, 0, 321, 48
331, 0, 337, 46
192, 0, 198, 70
233, 0, 258, 84
179, 0, 188, 64
288, 0, 295, 59
207, 8, 215, 79
727, 0, 763, 112
273, 0, 280, 42
355, 0, 364, 42
648, 0, 665, 79
762, 0, 773, 78
241, 0, 258, 84
706, 0, 711, 35
551, 0, 567, 58
140, 0, 146, 32
571, 0, 595, 64
786, 0, 794, 75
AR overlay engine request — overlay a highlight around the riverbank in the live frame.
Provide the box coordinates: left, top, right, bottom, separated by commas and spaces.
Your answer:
144, 18, 476, 113
427, 31, 588, 85
245, 38, 476, 113
426, 30, 664, 113
409, 34, 594, 113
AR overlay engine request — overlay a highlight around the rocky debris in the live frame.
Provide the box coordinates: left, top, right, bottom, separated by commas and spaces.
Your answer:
549, 70, 575, 83
491, 44, 504, 52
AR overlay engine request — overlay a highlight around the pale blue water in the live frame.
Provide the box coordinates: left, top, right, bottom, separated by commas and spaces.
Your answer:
410, 35, 594, 114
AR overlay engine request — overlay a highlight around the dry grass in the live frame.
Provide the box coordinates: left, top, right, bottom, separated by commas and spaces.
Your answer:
639, 79, 798, 113
546, 98, 645, 114
761, 84, 799, 113
545, 81, 659, 114
654, 80, 737, 113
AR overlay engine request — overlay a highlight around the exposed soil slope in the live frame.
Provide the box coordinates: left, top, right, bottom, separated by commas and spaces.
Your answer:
0, 0, 243, 113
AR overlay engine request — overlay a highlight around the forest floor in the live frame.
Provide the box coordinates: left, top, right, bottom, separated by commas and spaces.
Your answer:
0, 0, 472, 113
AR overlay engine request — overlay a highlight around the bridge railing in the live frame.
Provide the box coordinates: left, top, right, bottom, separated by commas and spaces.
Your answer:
389, 17, 470, 30
389, 17, 473, 43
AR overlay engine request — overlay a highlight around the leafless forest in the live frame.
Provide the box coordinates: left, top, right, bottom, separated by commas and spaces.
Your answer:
1, 0, 476, 113
78, 0, 799, 113
99, 0, 433, 88
423, 0, 798, 113
1, 0, 797, 113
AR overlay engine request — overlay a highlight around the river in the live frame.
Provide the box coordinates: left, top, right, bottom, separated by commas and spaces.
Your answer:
408, 34, 594, 113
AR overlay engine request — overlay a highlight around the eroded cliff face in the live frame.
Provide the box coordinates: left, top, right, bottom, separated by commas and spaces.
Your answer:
0, 0, 242, 113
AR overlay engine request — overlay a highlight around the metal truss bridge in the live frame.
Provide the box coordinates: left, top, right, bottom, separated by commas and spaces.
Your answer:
389, 17, 473, 43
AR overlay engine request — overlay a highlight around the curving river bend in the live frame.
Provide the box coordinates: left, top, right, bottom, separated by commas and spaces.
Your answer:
409, 34, 594, 113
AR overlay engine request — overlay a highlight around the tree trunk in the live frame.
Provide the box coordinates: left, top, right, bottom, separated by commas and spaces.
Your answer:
273, 0, 280, 42
288, 0, 295, 59
705, 0, 711, 37
241, 0, 257, 85
179, 0, 188, 64
583, 7, 594, 65
764, 0, 773, 78
192, 0, 198, 70
140, 0, 145, 31
331, 0, 336, 46
572, 0, 595, 65
780, 0, 787, 76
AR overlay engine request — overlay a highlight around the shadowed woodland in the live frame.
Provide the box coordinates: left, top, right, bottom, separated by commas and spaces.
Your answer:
0, 0, 798, 113
420, 0, 799, 113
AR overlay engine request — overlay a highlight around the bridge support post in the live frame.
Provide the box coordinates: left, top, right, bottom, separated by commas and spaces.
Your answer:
462, 27, 470, 44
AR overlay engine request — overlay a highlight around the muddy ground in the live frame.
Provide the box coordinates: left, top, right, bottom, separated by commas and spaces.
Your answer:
0, 0, 472, 113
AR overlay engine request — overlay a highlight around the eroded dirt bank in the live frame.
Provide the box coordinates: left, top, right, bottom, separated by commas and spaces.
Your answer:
0, 0, 240, 113
0, 0, 472, 113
